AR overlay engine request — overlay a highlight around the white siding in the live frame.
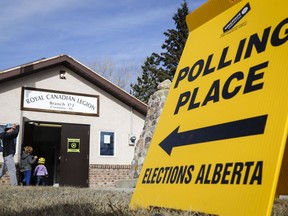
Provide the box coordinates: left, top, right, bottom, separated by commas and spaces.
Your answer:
0, 65, 145, 165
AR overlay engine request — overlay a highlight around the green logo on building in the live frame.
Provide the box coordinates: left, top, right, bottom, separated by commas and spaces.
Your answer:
67, 138, 80, 153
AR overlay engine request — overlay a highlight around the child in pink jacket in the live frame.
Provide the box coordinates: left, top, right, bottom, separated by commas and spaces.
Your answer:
33, 157, 48, 186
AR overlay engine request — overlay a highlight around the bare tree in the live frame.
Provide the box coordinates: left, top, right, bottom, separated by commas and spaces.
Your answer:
88, 57, 140, 92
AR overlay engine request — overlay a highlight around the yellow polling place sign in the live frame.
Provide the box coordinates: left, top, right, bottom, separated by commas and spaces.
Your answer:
130, 0, 288, 215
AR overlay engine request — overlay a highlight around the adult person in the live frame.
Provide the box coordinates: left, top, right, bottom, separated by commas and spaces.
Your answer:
0, 123, 20, 186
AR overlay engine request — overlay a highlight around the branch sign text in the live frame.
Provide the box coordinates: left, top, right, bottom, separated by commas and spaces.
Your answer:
22, 87, 99, 116
130, 0, 288, 215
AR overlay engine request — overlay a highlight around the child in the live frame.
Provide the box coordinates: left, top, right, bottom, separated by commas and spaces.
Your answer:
33, 157, 48, 186
20, 146, 38, 186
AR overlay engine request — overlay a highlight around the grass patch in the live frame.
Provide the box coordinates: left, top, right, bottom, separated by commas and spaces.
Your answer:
0, 186, 287, 215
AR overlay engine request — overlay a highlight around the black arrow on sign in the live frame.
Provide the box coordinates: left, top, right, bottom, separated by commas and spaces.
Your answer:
159, 114, 268, 155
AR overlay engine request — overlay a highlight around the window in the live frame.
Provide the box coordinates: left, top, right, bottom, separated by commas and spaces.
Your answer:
0, 124, 5, 152
99, 131, 115, 156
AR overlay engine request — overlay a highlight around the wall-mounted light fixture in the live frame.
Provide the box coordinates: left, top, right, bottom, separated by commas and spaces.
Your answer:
59, 70, 66, 79
129, 134, 137, 146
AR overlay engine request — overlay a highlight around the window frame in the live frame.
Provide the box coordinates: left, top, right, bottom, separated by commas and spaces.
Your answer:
99, 130, 116, 157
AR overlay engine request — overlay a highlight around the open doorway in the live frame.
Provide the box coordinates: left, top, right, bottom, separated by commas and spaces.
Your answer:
23, 121, 61, 186
22, 120, 90, 187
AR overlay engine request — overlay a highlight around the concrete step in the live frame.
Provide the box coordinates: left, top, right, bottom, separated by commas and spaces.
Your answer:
115, 179, 137, 188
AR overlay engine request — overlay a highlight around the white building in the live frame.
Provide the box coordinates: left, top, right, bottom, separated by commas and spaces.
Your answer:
0, 55, 147, 187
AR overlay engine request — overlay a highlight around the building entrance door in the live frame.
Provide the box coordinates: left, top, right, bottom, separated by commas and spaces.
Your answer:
23, 121, 61, 186
23, 121, 89, 187
59, 123, 90, 187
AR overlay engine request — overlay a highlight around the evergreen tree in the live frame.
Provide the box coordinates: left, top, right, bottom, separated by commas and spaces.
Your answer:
131, 1, 189, 103
130, 53, 166, 103
160, 1, 189, 80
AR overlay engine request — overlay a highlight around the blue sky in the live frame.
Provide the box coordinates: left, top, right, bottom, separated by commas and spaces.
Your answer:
0, 0, 206, 72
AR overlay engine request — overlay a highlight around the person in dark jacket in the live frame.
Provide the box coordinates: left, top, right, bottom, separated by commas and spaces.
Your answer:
0, 123, 19, 186
20, 146, 37, 186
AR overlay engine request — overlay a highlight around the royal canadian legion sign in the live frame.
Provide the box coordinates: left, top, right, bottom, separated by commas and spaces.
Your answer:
130, 0, 288, 215
21, 87, 99, 116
